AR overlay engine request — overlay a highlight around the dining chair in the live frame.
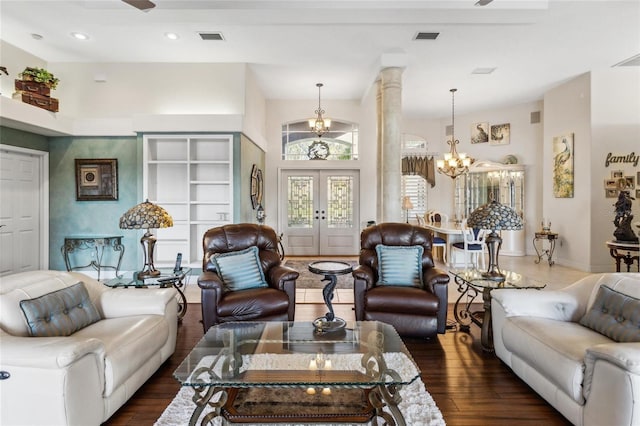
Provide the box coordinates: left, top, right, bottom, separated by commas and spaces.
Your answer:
426, 211, 448, 263
451, 219, 487, 270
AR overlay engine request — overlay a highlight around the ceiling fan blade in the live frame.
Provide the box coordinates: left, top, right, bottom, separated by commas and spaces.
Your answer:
122, 0, 156, 11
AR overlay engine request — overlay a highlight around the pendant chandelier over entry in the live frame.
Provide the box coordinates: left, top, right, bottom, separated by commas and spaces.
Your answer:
437, 88, 474, 179
309, 83, 331, 137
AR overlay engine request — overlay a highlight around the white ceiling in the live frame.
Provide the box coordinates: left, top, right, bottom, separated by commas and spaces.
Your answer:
1, 0, 639, 119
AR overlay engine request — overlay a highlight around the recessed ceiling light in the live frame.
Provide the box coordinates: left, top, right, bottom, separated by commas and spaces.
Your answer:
31, 33, 43, 40
71, 32, 89, 40
165, 32, 179, 40
472, 67, 497, 75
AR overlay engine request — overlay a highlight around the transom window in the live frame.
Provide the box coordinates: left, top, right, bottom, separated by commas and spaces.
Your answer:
282, 120, 358, 160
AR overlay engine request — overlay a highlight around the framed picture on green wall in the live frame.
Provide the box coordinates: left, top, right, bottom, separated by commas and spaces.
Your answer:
75, 158, 118, 201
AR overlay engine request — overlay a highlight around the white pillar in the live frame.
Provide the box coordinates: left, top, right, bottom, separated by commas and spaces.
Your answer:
380, 67, 404, 223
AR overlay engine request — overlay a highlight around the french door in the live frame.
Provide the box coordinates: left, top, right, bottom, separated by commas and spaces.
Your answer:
280, 169, 360, 256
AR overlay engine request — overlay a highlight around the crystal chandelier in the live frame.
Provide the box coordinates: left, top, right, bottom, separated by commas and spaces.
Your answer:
436, 88, 474, 179
308, 83, 331, 137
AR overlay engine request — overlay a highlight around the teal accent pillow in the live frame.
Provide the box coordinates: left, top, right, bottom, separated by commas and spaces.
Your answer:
375, 244, 424, 287
579, 285, 640, 342
19, 282, 101, 337
213, 246, 268, 291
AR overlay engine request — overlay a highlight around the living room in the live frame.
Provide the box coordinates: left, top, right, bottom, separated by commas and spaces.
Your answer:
1, 1, 639, 425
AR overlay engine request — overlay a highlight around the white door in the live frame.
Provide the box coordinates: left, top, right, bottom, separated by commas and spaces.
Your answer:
280, 169, 360, 256
0, 147, 48, 276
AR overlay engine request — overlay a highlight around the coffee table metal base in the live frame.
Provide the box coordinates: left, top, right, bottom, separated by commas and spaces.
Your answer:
185, 325, 409, 426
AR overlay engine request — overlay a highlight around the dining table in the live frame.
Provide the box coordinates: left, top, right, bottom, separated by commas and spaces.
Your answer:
421, 220, 465, 266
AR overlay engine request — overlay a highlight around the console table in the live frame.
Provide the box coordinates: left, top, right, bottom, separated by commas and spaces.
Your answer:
606, 240, 640, 272
61, 235, 124, 281
533, 231, 558, 266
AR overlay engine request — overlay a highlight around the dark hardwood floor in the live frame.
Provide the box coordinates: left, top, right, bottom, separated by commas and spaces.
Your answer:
103, 303, 571, 425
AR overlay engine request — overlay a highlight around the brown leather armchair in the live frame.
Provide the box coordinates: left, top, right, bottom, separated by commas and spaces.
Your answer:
352, 222, 450, 338
198, 223, 298, 332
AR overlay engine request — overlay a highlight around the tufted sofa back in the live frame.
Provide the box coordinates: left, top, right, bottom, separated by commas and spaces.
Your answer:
202, 223, 282, 274
359, 222, 435, 282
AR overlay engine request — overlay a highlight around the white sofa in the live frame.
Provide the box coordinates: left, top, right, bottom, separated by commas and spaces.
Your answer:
0, 270, 178, 426
492, 273, 640, 426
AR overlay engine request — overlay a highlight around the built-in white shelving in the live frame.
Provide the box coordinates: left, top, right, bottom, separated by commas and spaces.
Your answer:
143, 134, 233, 266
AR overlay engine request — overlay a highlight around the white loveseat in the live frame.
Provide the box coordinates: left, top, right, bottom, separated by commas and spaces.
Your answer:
492, 273, 640, 426
0, 270, 178, 426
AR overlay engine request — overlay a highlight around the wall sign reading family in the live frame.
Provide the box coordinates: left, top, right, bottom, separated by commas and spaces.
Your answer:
604, 152, 639, 168
75, 158, 118, 201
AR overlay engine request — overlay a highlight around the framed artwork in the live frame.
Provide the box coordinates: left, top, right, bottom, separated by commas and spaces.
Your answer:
605, 189, 618, 198
623, 176, 636, 190
604, 179, 618, 189
471, 122, 489, 144
75, 159, 118, 201
552, 133, 574, 198
612, 170, 624, 179
490, 123, 510, 145
636, 189, 640, 199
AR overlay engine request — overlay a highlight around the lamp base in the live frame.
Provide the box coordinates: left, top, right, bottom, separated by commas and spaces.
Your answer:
481, 270, 506, 282
137, 269, 160, 280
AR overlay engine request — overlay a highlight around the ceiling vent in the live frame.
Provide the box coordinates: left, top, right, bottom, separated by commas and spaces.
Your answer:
613, 53, 640, 67
199, 32, 224, 41
472, 67, 496, 75
414, 32, 439, 40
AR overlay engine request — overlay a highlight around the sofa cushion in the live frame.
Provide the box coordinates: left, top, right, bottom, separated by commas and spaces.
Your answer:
580, 285, 640, 342
19, 282, 101, 337
502, 316, 613, 404
213, 246, 268, 291
375, 244, 423, 287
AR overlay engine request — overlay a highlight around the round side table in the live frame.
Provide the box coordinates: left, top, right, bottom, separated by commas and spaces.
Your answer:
308, 260, 353, 333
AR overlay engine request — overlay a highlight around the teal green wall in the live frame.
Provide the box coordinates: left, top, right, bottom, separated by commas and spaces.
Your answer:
0, 126, 48, 151
48, 136, 140, 271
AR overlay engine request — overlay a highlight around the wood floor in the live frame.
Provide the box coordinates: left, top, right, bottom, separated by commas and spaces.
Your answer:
103, 301, 572, 426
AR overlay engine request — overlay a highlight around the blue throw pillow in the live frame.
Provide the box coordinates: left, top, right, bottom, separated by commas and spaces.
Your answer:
375, 244, 424, 287
579, 285, 640, 342
213, 246, 268, 291
19, 282, 101, 337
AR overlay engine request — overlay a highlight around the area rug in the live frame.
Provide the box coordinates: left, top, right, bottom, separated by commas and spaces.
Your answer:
282, 260, 357, 289
156, 353, 445, 426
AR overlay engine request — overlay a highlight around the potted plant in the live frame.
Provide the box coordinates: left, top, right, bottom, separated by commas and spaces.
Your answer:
18, 67, 59, 90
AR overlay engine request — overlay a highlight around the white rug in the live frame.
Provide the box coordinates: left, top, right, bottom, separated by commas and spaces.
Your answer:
156, 353, 446, 426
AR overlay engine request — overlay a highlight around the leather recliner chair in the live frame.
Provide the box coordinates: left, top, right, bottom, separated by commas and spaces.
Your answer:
352, 222, 450, 338
198, 223, 299, 332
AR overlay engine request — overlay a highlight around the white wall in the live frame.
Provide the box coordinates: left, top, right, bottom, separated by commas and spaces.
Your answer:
403, 100, 544, 254
242, 67, 267, 150
543, 73, 592, 271
0, 41, 46, 98
590, 68, 640, 272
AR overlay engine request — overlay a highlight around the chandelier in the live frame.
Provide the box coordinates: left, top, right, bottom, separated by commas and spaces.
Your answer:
436, 88, 474, 179
308, 83, 331, 137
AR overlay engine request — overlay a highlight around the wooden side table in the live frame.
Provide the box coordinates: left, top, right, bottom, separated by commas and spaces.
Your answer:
533, 232, 558, 266
606, 240, 640, 272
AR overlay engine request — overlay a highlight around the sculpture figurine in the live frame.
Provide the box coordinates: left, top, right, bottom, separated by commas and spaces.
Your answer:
613, 190, 638, 243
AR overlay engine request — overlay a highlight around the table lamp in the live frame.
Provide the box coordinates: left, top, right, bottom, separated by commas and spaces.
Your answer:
402, 196, 414, 224
467, 200, 523, 282
119, 199, 173, 279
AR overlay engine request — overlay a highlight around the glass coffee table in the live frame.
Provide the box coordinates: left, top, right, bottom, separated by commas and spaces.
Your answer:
174, 321, 419, 425
103, 267, 191, 320
450, 269, 546, 352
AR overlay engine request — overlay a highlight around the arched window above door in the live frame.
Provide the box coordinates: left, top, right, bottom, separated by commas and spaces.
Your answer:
282, 120, 358, 160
